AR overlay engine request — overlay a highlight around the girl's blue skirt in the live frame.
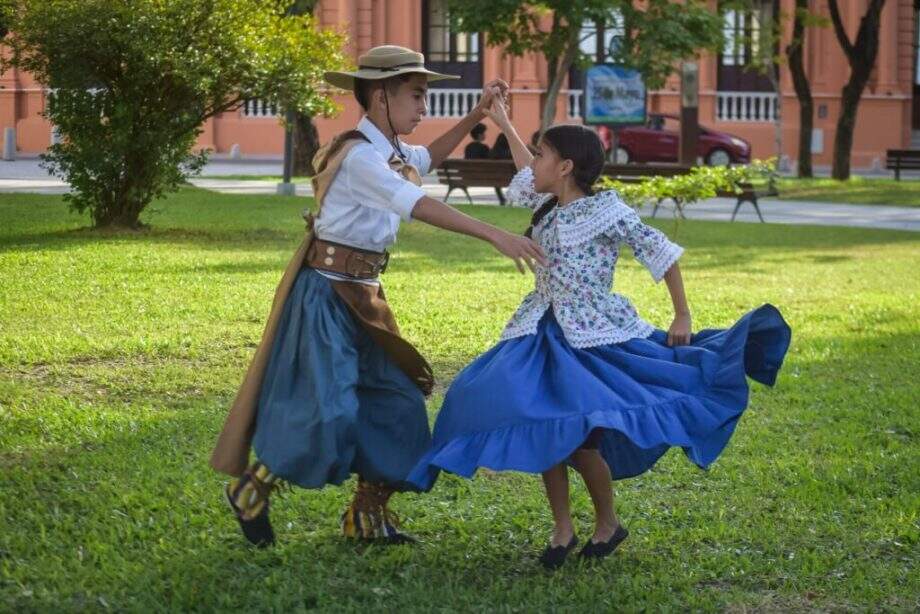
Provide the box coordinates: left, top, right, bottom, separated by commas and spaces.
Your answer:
408, 304, 791, 490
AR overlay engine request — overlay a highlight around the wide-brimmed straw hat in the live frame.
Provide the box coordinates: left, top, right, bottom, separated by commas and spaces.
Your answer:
324, 45, 459, 91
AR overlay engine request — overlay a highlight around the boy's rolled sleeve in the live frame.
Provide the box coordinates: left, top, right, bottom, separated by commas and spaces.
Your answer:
346, 145, 426, 221
390, 182, 426, 220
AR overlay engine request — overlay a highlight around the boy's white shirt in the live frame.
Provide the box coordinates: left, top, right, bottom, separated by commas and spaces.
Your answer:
313, 116, 431, 265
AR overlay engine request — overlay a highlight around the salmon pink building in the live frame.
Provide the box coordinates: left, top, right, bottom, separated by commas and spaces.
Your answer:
2, 0, 918, 170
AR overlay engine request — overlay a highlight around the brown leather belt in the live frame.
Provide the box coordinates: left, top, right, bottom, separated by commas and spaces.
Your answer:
305, 236, 389, 279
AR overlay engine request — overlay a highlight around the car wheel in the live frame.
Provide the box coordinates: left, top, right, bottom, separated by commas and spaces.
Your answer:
610, 147, 630, 164
706, 148, 732, 166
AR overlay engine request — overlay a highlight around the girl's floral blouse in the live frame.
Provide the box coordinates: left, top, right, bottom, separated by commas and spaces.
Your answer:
501, 166, 684, 348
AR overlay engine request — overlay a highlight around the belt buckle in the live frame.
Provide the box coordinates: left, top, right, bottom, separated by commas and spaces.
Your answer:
345, 251, 380, 279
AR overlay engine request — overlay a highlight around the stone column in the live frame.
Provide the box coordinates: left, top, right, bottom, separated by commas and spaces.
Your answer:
0, 50, 20, 153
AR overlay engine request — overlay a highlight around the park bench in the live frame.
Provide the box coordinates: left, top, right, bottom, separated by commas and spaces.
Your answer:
885, 149, 920, 181
636, 166, 775, 223
650, 181, 775, 223
713, 178, 778, 223
437, 159, 772, 222
436, 160, 692, 206
436, 159, 517, 205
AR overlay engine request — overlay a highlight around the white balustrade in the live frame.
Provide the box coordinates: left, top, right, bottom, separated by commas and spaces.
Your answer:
716, 91, 778, 122
242, 99, 280, 118
243, 89, 590, 121
426, 88, 482, 118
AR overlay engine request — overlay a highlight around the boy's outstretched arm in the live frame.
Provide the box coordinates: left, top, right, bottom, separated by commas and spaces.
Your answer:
410, 195, 546, 273
426, 79, 509, 169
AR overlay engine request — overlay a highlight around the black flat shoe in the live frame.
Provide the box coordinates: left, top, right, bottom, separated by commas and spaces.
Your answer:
379, 529, 418, 546
579, 525, 628, 560
225, 483, 275, 548
539, 535, 579, 570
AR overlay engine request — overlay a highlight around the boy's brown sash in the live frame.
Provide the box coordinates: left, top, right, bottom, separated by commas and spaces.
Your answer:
209, 131, 433, 477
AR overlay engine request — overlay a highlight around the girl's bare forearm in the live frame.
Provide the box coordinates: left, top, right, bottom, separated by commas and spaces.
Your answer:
496, 119, 533, 170
663, 263, 690, 316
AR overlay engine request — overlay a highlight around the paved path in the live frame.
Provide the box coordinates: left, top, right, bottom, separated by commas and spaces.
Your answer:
2, 158, 918, 232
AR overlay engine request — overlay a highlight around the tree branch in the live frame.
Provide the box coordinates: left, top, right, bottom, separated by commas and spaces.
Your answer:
850, 0, 886, 70
785, 2, 812, 103
198, 94, 244, 125
826, 0, 855, 63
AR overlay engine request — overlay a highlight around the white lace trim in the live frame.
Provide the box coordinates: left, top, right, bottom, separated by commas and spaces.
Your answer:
499, 296, 550, 341
562, 320, 655, 348
506, 166, 553, 210
645, 243, 684, 282
499, 296, 658, 349
500, 321, 542, 342
555, 191, 634, 247
501, 314, 655, 348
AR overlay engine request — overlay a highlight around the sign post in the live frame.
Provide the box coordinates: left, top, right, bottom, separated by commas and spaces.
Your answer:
679, 62, 699, 167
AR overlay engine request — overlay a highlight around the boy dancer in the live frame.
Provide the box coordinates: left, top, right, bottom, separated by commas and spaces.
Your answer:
210, 45, 544, 545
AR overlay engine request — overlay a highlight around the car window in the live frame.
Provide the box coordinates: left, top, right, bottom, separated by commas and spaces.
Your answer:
647, 116, 665, 131
661, 116, 681, 132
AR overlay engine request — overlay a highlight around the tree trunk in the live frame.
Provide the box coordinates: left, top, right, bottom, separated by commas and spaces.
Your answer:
786, 0, 813, 178
108, 208, 144, 229
292, 111, 320, 176
93, 147, 148, 229
95, 191, 144, 229
769, 68, 783, 168
833, 81, 864, 180
107, 188, 146, 228
828, 0, 886, 180
288, 1, 319, 176
540, 25, 581, 131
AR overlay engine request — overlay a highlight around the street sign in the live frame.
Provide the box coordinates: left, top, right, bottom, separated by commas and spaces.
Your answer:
583, 64, 647, 126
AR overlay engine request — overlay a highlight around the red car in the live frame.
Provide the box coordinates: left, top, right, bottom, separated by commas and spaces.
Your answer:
598, 114, 751, 166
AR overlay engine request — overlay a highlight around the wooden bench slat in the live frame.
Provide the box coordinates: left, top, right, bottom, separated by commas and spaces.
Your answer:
885, 149, 920, 180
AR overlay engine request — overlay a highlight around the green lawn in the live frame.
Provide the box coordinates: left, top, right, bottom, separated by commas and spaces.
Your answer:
1, 189, 917, 612
774, 177, 920, 207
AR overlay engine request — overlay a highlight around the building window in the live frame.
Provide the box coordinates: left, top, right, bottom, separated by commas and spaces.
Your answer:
426, 0, 479, 63
722, 10, 742, 66
718, 0, 776, 92
569, 15, 625, 91
577, 15, 625, 64
915, 9, 920, 85
423, 0, 482, 88
579, 19, 599, 60
721, 7, 767, 67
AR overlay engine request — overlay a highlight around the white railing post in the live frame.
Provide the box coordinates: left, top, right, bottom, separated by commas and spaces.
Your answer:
716, 92, 779, 122
425, 89, 481, 118
3, 127, 15, 160
566, 90, 583, 119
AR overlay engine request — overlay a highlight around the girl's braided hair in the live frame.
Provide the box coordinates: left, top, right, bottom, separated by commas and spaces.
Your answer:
525, 125, 605, 238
